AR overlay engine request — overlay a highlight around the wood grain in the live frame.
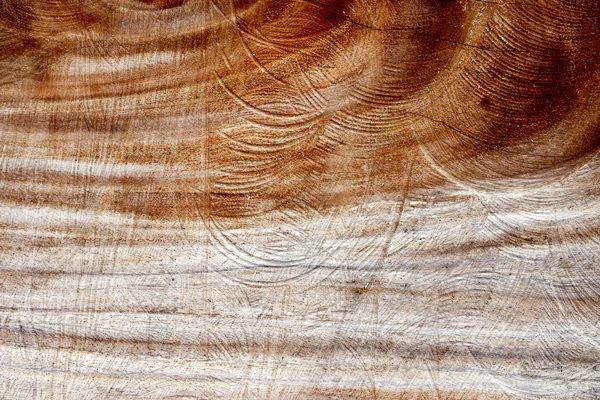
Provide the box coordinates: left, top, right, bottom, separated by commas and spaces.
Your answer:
1, 0, 600, 398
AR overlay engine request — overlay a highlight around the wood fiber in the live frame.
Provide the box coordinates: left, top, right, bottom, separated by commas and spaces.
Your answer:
0, 0, 600, 398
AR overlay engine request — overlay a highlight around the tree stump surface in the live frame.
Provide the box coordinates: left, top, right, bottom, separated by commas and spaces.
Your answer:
1, 0, 599, 398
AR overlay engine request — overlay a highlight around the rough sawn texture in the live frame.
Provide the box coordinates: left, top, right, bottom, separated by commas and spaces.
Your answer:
0, 0, 600, 398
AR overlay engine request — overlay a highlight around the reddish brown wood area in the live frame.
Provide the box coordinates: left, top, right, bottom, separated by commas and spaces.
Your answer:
0, 0, 599, 398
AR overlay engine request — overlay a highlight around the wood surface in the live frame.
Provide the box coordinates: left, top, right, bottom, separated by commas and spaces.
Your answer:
1, 0, 600, 398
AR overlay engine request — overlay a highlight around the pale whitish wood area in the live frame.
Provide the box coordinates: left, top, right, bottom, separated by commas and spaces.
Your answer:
1, 0, 600, 399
